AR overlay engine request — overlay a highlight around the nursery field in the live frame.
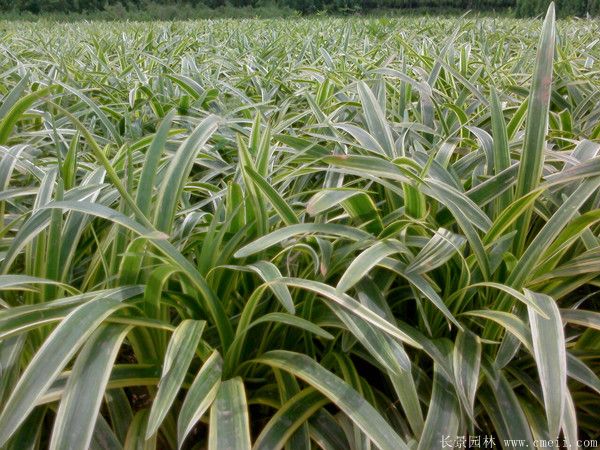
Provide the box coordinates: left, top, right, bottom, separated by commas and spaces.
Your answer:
1, 6, 600, 450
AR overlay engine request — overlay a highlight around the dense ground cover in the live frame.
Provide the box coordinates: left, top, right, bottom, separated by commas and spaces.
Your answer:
1, 6, 600, 449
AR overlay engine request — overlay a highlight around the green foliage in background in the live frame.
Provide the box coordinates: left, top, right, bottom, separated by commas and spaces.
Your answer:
516, 0, 599, 16
1, 4, 600, 449
0, 0, 598, 18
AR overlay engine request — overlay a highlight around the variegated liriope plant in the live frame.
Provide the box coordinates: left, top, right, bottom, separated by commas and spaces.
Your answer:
1, 3, 599, 449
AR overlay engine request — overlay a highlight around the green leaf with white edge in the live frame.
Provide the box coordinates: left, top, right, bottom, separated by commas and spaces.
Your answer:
146, 320, 206, 439
0, 297, 128, 446
49, 324, 131, 450
459, 282, 548, 318
403, 182, 427, 220
540, 249, 600, 284
249, 313, 334, 340
340, 192, 383, 233
333, 306, 411, 374
507, 97, 529, 140
566, 353, 600, 396
516, 1, 555, 197
0, 73, 30, 121
538, 210, 600, 264
234, 224, 372, 259
257, 350, 408, 450
40, 365, 163, 406
322, 155, 411, 182
238, 133, 268, 236
136, 110, 174, 216
462, 310, 532, 353
306, 189, 363, 216
0, 85, 57, 145
520, 399, 553, 446
271, 369, 308, 450
248, 261, 294, 314
0, 336, 25, 406
513, 3, 556, 253
5, 406, 46, 450
561, 309, 600, 331
424, 180, 493, 233
154, 115, 220, 233
337, 240, 409, 292
452, 329, 481, 424
334, 123, 386, 155
417, 360, 460, 450
55, 81, 122, 145
357, 81, 395, 158
307, 189, 382, 232
0, 146, 29, 192
178, 351, 223, 448
490, 87, 512, 214
208, 378, 251, 450
543, 156, 600, 187
526, 289, 566, 438
277, 277, 422, 348
402, 270, 461, 328
124, 410, 155, 450
406, 228, 465, 274
39, 201, 155, 237
253, 388, 329, 450
562, 390, 578, 449
390, 370, 423, 439
0, 274, 78, 295
245, 167, 298, 226
91, 414, 124, 450
0, 286, 143, 340
424, 181, 491, 279
480, 360, 535, 447
308, 409, 349, 450
105, 389, 133, 444
483, 190, 543, 245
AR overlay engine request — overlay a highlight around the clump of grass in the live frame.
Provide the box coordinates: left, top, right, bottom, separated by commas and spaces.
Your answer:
1, 4, 599, 449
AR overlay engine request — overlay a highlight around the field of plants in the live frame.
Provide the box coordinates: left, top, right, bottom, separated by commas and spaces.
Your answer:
1, 4, 600, 449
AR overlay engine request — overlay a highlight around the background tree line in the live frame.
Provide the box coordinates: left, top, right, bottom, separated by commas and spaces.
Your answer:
0, 0, 598, 20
